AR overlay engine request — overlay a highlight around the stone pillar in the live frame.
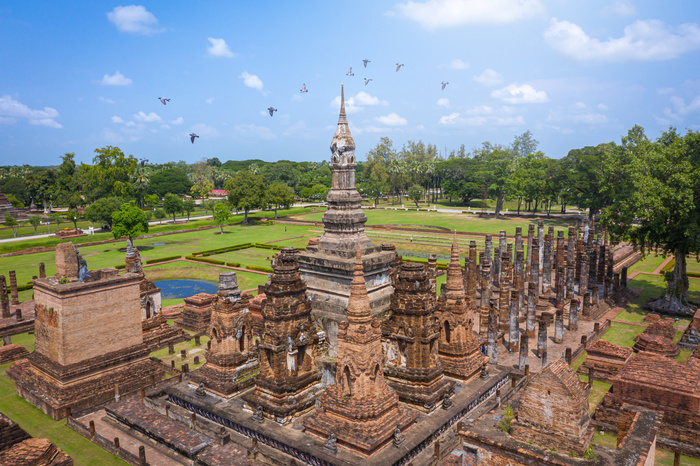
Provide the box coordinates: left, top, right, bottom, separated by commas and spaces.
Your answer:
554, 309, 564, 344
480, 256, 491, 309
499, 275, 510, 333
526, 289, 537, 339
565, 347, 572, 365
556, 231, 565, 272
537, 221, 544, 271
519, 333, 529, 370
16, 309, 22, 321
582, 292, 591, 318
526, 224, 534, 280
613, 273, 620, 294
509, 289, 519, 352
542, 233, 552, 295
607, 249, 614, 282
39, 262, 46, 278
467, 241, 477, 300
487, 307, 498, 364
515, 227, 523, 259
597, 244, 606, 284
0, 275, 9, 318
567, 227, 576, 299
589, 242, 598, 280
496, 231, 507, 286
579, 254, 589, 298
541, 349, 548, 368
537, 319, 547, 358
621, 267, 628, 288
515, 250, 525, 319
479, 305, 490, 338
604, 278, 611, 300
575, 240, 584, 282
8, 271, 19, 305
485, 235, 493, 282
530, 237, 540, 296
556, 267, 566, 308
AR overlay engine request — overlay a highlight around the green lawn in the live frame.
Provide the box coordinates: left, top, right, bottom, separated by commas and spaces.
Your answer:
627, 253, 669, 274
654, 450, 700, 465
0, 363, 126, 465
602, 322, 645, 348
150, 335, 210, 371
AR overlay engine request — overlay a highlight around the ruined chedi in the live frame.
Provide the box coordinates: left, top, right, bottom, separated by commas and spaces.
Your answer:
303, 245, 417, 456
242, 248, 323, 423
298, 85, 395, 356
436, 235, 487, 381
383, 261, 454, 412
8, 242, 164, 420
188, 272, 258, 397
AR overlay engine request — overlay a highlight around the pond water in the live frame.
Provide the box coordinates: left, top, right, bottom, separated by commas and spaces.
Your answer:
155, 279, 219, 299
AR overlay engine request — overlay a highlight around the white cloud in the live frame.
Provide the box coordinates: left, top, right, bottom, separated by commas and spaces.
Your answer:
240, 72, 264, 90
491, 83, 548, 104
111, 115, 124, 123
437, 98, 450, 108
473, 68, 504, 86
107, 5, 163, 34
99, 97, 115, 104
392, 0, 544, 29
125, 121, 136, 127
465, 105, 494, 115
160, 124, 170, 130
330, 92, 388, 114
667, 95, 700, 116
205, 97, 214, 104
376, 113, 408, 126
605, 0, 636, 16
439, 112, 461, 125
0, 95, 62, 128
233, 124, 275, 139
171, 117, 184, 125
101, 71, 132, 86
134, 111, 162, 123
598, 103, 609, 110
544, 18, 700, 62
449, 59, 469, 70
207, 37, 236, 58
191, 123, 219, 138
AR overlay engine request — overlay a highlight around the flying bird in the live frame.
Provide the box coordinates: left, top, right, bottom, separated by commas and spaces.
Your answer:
396, 63, 404, 72
441, 81, 449, 90
300, 83, 308, 94
347, 67, 354, 77
139, 158, 148, 167
189, 133, 199, 144
159, 97, 170, 105
364, 78, 372, 86
267, 107, 277, 117
363, 59, 371, 68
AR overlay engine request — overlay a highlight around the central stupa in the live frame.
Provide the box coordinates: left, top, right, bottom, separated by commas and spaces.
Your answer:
298, 85, 395, 356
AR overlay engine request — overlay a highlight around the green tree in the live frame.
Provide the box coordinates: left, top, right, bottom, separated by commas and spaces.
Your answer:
600, 126, 700, 315
183, 199, 196, 220
86, 146, 138, 201
28, 215, 41, 235
213, 202, 230, 234
266, 183, 295, 218
144, 194, 160, 208
154, 208, 166, 224
4, 213, 19, 237
202, 199, 217, 214
5, 193, 24, 208
111, 202, 149, 244
149, 168, 193, 197
407, 184, 423, 208
473, 148, 514, 218
132, 170, 149, 209
163, 193, 183, 222
66, 208, 79, 230
85, 197, 124, 228
225, 171, 266, 224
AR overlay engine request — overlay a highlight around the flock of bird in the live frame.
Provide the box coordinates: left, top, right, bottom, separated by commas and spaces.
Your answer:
158, 58, 450, 145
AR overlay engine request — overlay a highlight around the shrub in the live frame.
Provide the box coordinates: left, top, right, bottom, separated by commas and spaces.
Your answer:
246, 265, 274, 273
115, 264, 126, 269
187, 256, 226, 265
226, 262, 241, 268
497, 405, 514, 433
583, 447, 598, 460
146, 255, 182, 264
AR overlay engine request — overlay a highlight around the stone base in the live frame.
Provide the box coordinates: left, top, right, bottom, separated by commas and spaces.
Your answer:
241, 371, 323, 424
0, 344, 29, 364
385, 366, 455, 412
188, 358, 259, 398
7, 356, 164, 420
510, 421, 593, 457
632, 334, 680, 358
142, 317, 185, 350
439, 346, 488, 383
176, 309, 211, 333
0, 438, 73, 465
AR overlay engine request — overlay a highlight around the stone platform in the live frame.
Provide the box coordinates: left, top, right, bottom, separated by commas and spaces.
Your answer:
0, 300, 35, 339
146, 366, 511, 466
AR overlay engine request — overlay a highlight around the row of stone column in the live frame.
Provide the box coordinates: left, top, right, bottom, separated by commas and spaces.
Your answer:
0, 263, 45, 318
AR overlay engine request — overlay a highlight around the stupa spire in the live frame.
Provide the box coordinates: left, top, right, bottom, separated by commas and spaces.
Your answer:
451, 231, 459, 262
330, 84, 355, 156
347, 244, 371, 323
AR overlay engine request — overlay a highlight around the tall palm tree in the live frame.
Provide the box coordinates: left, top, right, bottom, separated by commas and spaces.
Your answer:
388, 157, 400, 205
132, 171, 149, 209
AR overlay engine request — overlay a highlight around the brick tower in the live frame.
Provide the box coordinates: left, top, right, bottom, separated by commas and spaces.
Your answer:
298, 85, 395, 357
383, 261, 454, 412
8, 242, 164, 420
303, 245, 417, 456
188, 272, 258, 397
242, 248, 322, 423
437, 235, 487, 381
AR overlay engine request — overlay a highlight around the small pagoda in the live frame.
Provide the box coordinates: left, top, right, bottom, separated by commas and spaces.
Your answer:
303, 245, 417, 456
242, 248, 323, 423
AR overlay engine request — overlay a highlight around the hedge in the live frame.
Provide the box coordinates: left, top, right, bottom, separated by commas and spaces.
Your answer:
226, 262, 241, 268
146, 255, 182, 264
191, 243, 253, 256
253, 243, 282, 250
186, 256, 226, 265
661, 258, 676, 273
6, 282, 33, 293
115, 264, 126, 269
246, 265, 274, 273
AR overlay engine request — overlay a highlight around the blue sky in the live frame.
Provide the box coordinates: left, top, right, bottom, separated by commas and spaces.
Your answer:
1, 1, 699, 166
